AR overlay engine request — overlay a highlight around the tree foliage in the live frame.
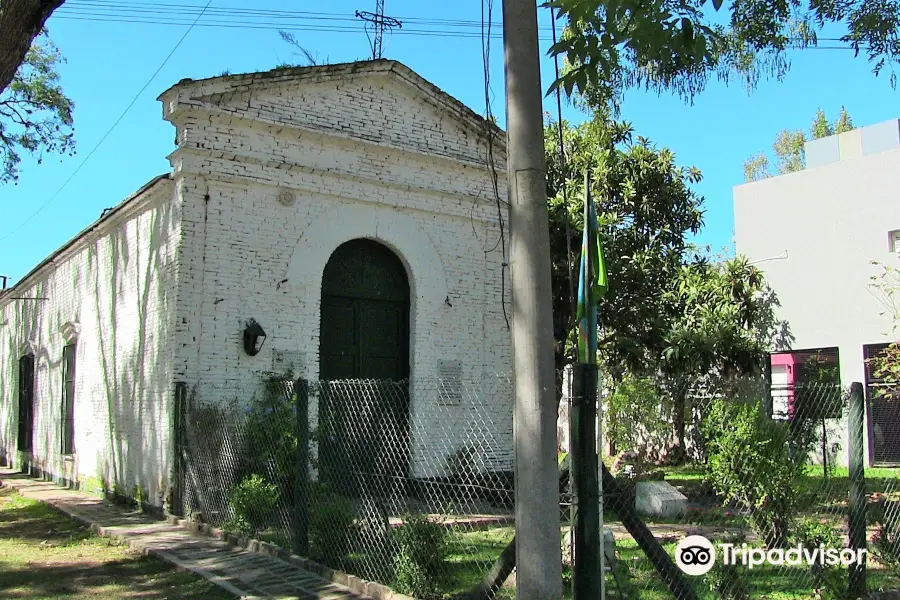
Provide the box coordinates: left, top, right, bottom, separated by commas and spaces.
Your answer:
742, 107, 855, 182
0, 32, 73, 184
547, 0, 900, 110
662, 256, 786, 382
544, 113, 704, 382
659, 254, 790, 457
0, 0, 67, 95
545, 113, 788, 392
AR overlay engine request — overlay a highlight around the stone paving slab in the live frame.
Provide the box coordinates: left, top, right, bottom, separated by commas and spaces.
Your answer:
0, 470, 373, 600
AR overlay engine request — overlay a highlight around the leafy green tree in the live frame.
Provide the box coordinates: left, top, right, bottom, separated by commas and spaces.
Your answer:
0, 1, 67, 95
0, 32, 73, 184
703, 397, 813, 548
741, 107, 856, 182
548, 0, 900, 110
743, 152, 770, 183
544, 113, 704, 386
544, 114, 787, 460
661, 255, 789, 457
810, 109, 833, 139
834, 106, 854, 134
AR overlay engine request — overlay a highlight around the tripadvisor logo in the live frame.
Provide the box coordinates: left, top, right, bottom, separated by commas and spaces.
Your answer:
675, 535, 867, 576
675, 535, 716, 576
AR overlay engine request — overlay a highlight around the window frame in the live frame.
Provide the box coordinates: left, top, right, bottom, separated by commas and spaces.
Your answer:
17, 353, 35, 452
60, 343, 77, 456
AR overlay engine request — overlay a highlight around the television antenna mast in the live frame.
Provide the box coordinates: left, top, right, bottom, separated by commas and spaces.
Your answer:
355, 0, 402, 60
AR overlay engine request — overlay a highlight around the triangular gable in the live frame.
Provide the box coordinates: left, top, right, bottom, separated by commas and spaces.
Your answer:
159, 60, 506, 166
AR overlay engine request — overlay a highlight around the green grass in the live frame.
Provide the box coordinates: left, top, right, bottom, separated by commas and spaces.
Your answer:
607, 536, 900, 599
0, 489, 235, 600
663, 464, 900, 496
445, 526, 516, 598
443, 527, 900, 600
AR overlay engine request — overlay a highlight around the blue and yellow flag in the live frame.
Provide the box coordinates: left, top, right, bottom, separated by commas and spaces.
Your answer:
575, 171, 607, 364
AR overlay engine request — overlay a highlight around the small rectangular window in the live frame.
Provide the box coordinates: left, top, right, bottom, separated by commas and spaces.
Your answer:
890, 229, 900, 253
61, 343, 76, 455
437, 360, 463, 405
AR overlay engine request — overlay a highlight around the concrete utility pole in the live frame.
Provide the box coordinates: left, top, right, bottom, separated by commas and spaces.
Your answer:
502, 1, 564, 598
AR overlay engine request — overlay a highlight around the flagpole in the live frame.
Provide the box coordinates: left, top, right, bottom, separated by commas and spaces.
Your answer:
570, 168, 602, 599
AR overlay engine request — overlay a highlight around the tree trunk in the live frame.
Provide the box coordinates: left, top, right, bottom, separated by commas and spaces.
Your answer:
669, 388, 688, 464
0, 0, 66, 95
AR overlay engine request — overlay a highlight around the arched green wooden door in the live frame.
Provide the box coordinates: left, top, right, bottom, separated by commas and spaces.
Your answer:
319, 239, 410, 495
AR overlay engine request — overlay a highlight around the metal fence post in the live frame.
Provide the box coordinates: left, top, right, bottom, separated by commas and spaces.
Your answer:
570, 363, 601, 600
848, 381, 867, 597
294, 378, 310, 556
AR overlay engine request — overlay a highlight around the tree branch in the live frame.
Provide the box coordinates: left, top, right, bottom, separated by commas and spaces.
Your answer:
0, 0, 67, 95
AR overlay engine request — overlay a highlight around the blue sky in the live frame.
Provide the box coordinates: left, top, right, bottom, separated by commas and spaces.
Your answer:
1, 0, 898, 282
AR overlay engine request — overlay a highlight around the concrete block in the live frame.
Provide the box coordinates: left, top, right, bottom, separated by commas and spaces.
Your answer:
634, 480, 688, 519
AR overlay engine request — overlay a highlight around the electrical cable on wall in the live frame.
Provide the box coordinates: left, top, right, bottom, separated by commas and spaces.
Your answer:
480, 0, 510, 331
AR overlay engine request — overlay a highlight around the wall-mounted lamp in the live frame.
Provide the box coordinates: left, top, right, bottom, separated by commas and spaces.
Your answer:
243, 318, 267, 356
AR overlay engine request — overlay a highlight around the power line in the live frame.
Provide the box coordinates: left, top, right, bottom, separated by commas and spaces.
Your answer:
0, 0, 214, 244
53, 8, 865, 50
61, 0, 524, 30
58, 2, 861, 47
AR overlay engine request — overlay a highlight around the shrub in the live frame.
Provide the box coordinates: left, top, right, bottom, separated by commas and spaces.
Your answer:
309, 483, 357, 567
239, 376, 298, 490
705, 562, 751, 600
702, 398, 813, 548
392, 513, 448, 599
870, 500, 900, 567
794, 518, 848, 598
605, 376, 672, 463
871, 524, 900, 567
224, 474, 279, 536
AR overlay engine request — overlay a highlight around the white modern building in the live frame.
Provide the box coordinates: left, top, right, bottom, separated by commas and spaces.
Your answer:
734, 119, 900, 466
0, 60, 513, 508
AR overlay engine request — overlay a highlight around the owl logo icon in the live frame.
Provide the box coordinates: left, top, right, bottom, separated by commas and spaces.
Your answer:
675, 535, 716, 576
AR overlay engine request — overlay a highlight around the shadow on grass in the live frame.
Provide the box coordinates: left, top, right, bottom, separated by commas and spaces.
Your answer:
0, 491, 235, 600
0, 557, 232, 600
0, 496, 95, 545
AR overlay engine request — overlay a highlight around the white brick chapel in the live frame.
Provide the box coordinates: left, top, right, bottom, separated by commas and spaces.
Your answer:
0, 60, 512, 507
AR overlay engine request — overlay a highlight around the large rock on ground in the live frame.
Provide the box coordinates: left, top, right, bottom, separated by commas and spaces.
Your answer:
634, 480, 688, 519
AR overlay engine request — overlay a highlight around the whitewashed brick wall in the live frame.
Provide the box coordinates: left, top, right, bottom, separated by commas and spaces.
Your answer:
0, 178, 181, 504
162, 62, 513, 478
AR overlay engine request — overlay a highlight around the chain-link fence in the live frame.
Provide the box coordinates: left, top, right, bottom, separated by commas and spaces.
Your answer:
173, 368, 899, 600
174, 374, 518, 600
595, 374, 900, 599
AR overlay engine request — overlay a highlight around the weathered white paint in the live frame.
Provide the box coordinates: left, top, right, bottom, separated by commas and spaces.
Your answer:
1, 61, 514, 503
0, 177, 180, 504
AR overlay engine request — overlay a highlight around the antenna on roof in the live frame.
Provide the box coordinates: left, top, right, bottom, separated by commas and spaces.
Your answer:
355, 0, 402, 60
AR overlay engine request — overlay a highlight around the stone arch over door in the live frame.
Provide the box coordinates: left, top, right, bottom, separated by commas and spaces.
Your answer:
318, 238, 412, 496
284, 202, 448, 385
